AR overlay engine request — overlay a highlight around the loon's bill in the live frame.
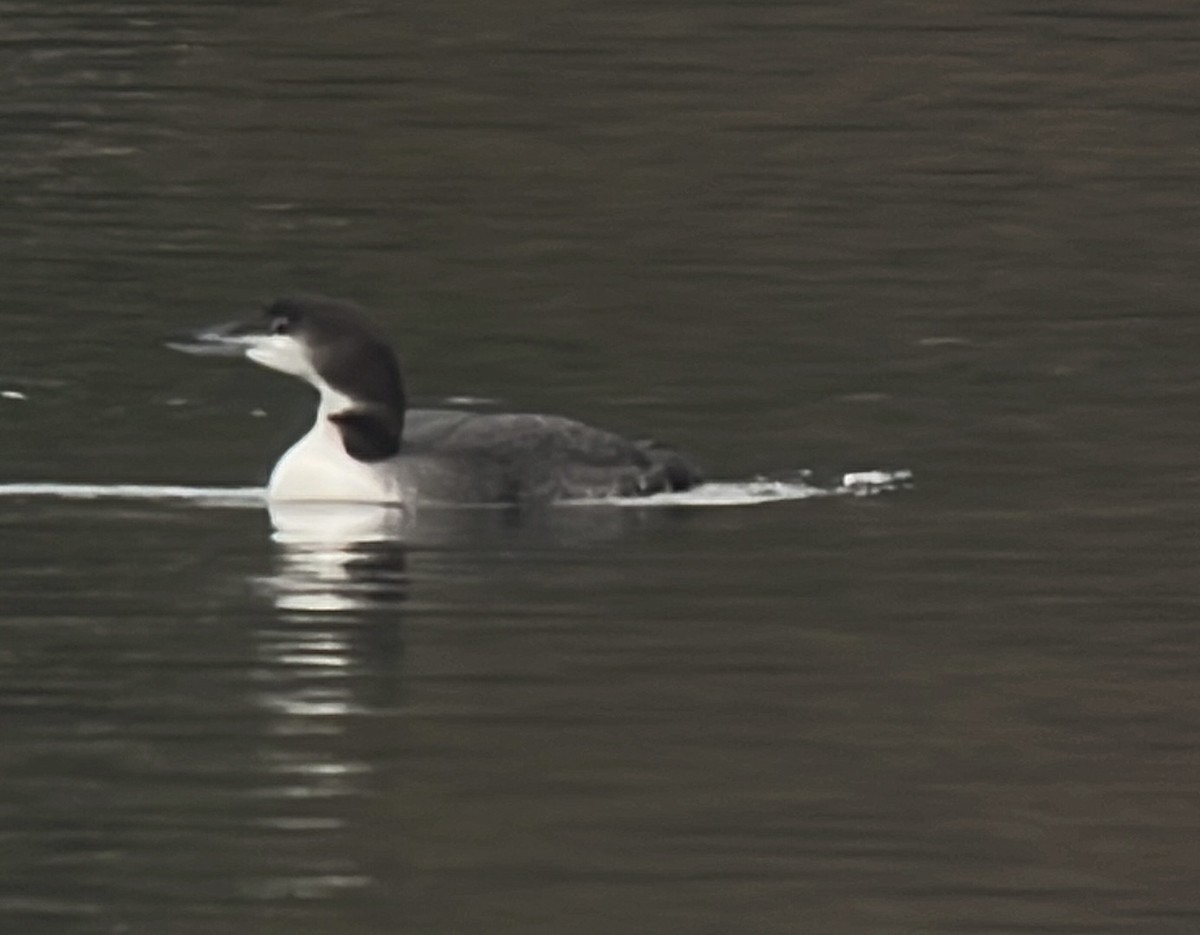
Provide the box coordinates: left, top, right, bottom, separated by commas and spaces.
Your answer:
167, 318, 283, 357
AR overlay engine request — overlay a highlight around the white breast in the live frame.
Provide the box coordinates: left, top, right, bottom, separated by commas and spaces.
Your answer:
267, 416, 404, 503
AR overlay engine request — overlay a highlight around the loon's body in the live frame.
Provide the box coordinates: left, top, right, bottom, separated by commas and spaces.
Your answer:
269, 405, 699, 504
172, 295, 701, 504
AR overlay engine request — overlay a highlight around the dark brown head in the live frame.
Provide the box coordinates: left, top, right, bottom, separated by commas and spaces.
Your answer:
170, 295, 407, 462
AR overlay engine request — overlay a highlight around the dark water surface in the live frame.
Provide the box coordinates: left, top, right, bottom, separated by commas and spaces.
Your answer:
3, 2, 1200, 933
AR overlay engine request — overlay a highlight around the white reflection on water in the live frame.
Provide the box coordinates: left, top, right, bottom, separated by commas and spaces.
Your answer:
0, 482, 265, 505
586, 470, 913, 505
261, 502, 412, 614
268, 501, 413, 546
0, 469, 911, 512
243, 874, 372, 900
244, 508, 411, 907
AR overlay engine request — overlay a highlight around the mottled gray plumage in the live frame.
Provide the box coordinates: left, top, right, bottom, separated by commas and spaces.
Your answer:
398, 409, 702, 502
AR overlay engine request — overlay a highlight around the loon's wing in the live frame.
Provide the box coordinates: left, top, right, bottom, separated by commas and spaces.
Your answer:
401, 409, 701, 500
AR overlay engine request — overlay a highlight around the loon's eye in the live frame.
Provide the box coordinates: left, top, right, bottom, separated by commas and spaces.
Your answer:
269, 316, 290, 335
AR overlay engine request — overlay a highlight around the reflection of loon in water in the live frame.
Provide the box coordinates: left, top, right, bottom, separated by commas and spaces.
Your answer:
258, 502, 663, 716
265, 503, 411, 613
169, 295, 702, 505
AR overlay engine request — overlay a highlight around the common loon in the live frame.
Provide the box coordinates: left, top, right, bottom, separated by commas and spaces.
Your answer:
170, 295, 702, 504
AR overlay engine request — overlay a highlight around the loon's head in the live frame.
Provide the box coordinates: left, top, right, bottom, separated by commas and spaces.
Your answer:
171, 295, 407, 461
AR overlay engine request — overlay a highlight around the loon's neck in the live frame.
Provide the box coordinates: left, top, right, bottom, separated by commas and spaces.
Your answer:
315, 382, 355, 421
267, 400, 402, 503
306, 376, 404, 464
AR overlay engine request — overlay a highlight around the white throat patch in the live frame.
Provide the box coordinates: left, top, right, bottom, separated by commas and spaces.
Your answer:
245, 334, 316, 381
243, 334, 357, 417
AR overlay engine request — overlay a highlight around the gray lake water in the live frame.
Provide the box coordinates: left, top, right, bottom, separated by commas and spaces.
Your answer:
3, 2, 1200, 933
